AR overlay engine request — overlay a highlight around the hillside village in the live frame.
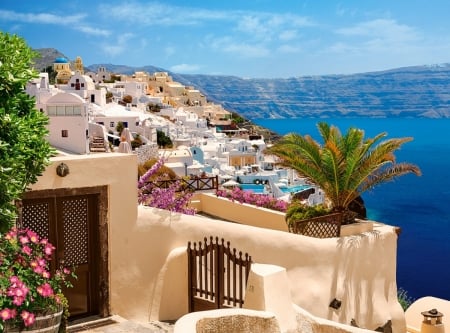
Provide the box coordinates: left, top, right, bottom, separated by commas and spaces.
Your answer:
27, 55, 320, 202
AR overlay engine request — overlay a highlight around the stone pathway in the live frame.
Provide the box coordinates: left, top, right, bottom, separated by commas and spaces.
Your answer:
68, 316, 174, 333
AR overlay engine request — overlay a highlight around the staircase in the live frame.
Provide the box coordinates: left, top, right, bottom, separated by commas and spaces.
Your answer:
90, 136, 107, 153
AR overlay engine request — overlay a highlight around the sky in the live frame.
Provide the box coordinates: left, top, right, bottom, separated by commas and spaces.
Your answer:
1, 0, 450, 78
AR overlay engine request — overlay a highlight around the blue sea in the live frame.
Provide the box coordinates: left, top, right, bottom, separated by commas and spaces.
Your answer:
253, 117, 450, 301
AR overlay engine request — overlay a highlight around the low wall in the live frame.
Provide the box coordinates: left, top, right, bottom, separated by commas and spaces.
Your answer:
191, 193, 288, 232
190, 193, 374, 236
174, 309, 281, 333
110, 206, 406, 333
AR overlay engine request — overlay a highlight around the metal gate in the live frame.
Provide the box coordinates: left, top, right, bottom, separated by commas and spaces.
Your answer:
18, 187, 108, 320
187, 236, 252, 312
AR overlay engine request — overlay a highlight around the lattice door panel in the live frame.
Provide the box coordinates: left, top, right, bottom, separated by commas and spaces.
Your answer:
60, 197, 89, 267
21, 198, 54, 240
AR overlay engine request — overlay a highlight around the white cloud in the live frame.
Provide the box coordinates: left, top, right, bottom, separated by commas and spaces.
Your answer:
336, 19, 419, 43
76, 25, 110, 37
164, 46, 176, 57
101, 33, 135, 57
0, 9, 110, 37
237, 16, 270, 39
170, 63, 200, 73
101, 44, 125, 57
208, 36, 269, 58
279, 30, 298, 41
278, 44, 301, 54
0, 10, 85, 25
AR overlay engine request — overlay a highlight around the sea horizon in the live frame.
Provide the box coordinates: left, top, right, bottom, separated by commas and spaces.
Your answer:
252, 117, 450, 302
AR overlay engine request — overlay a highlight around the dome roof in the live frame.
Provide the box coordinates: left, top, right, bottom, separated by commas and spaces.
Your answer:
54, 57, 69, 63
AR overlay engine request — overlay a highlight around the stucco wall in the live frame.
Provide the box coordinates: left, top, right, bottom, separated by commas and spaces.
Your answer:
112, 207, 405, 333
29, 154, 138, 231
191, 193, 288, 232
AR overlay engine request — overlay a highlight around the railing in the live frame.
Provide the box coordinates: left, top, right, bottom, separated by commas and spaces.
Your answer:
288, 213, 343, 238
152, 176, 219, 192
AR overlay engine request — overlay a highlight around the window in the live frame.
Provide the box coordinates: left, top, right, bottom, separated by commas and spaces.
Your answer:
73, 106, 82, 115
57, 106, 65, 116
65, 106, 74, 115
110, 122, 115, 128
61, 130, 68, 137
47, 106, 56, 115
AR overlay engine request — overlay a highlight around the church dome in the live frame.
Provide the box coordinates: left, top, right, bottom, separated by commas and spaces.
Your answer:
54, 57, 69, 63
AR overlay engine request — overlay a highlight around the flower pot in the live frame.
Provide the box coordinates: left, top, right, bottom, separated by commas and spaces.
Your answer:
3, 308, 63, 333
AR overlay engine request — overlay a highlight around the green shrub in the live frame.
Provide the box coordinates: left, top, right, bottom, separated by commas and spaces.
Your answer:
397, 288, 414, 311
285, 200, 331, 227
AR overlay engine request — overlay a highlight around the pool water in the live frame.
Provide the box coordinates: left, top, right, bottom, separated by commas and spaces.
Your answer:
239, 183, 311, 194
239, 184, 266, 193
281, 184, 311, 193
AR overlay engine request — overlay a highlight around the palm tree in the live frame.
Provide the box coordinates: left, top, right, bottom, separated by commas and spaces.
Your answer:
267, 122, 421, 215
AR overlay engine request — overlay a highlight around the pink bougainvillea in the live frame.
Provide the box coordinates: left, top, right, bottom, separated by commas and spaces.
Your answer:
216, 187, 288, 212
138, 158, 196, 215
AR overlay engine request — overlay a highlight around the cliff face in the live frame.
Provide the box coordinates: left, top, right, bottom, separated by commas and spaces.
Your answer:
173, 65, 450, 119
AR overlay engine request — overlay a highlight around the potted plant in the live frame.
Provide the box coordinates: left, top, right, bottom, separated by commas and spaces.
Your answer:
0, 227, 76, 332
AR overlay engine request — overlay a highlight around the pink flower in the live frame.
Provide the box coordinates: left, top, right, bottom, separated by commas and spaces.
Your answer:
5, 228, 17, 240
44, 243, 55, 256
0, 308, 17, 320
9, 276, 20, 284
33, 266, 44, 274
37, 283, 54, 297
26, 230, 39, 243
63, 267, 71, 275
13, 296, 25, 306
22, 245, 32, 255
42, 270, 50, 278
19, 235, 29, 244
21, 311, 35, 327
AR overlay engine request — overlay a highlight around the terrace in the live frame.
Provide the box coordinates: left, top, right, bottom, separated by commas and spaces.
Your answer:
23, 152, 446, 333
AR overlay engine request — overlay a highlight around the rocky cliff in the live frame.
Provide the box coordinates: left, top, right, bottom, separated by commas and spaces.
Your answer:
173, 65, 450, 119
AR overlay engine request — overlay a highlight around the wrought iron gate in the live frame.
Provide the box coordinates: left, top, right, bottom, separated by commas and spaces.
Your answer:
187, 236, 252, 312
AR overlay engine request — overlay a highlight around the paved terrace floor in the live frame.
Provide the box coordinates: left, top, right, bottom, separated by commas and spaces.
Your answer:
68, 316, 174, 333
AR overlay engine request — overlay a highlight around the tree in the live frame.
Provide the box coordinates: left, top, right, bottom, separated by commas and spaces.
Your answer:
267, 122, 421, 215
0, 33, 54, 233
157, 130, 173, 148
43, 65, 57, 84
115, 121, 124, 136
147, 102, 161, 113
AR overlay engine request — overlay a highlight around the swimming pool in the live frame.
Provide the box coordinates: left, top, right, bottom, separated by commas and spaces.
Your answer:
239, 183, 266, 193
281, 184, 311, 193
239, 183, 311, 194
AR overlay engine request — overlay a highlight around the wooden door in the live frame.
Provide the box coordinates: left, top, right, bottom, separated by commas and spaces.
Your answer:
20, 193, 101, 319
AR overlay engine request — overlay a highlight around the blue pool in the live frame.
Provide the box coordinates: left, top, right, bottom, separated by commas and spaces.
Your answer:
281, 184, 311, 193
239, 183, 311, 194
239, 183, 266, 193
